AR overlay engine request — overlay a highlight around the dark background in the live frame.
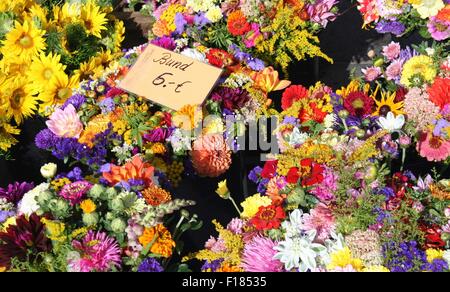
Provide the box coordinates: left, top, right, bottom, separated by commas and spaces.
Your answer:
0, 2, 443, 265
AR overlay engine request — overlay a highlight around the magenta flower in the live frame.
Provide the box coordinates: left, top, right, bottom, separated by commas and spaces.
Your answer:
307, 0, 338, 28
241, 236, 284, 272
310, 166, 338, 203
59, 181, 92, 205
300, 204, 336, 243
68, 231, 122, 272
428, 17, 450, 41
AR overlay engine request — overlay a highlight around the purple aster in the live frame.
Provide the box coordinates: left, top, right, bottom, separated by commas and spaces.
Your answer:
35, 129, 58, 150
376, 187, 395, 201
201, 259, 223, 272
229, 44, 265, 71
143, 128, 173, 143
174, 12, 187, 35
138, 258, 164, 272
257, 178, 270, 194
0, 182, 35, 205
62, 94, 86, 110
399, 46, 418, 62
151, 36, 176, 51
194, 13, 211, 28
98, 98, 115, 114
67, 167, 84, 182
375, 20, 406, 36
426, 259, 449, 272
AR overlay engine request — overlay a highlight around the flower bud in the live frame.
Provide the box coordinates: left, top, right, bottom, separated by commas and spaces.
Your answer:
338, 109, 349, 119
83, 212, 99, 226
89, 184, 105, 199
111, 218, 127, 233
40, 163, 57, 179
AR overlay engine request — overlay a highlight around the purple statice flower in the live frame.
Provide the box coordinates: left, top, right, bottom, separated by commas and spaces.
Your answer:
426, 259, 449, 272
0, 182, 35, 204
62, 94, 86, 110
151, 36, 176, 50
0, 210, 15, 223
138, 258, 164, 272
98, 98, 115, 114
383, 241, 429, 272
375, 20, 406, 36
67, 167, 84, 182
376, 187, 395, 201
211, 87, 251, 111
201, 259, 223, 272
35, 129, 58, 150
194, 13, 211, 28
306, 0, 337, 28
433, 118, 450, 138
143, 128, 173, 143
229, 44, 265, 71
248, 166, 263, 183
257, 178, 270, 195
174, 12, 187, 35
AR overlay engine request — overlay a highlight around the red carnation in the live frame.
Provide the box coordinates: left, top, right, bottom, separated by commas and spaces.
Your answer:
249, 204, 286, 231
261, 160, 278, 179
281, 85, 309, 110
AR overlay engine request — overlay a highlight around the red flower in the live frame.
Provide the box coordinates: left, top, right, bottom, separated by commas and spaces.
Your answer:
428, 77, 450, 110
395, 87, 408, 103
206, 49, 234, 68
106, 87, 125, 99
343, 91, 374, 117
299, 102, 328, 124
281, 85, 309, 110
286, 167, 300, 184
285, 159, 324, 186
302, 161, 325, 187
249, 204, 286, 231
420, 224, 446, 249
261, 160, 278, 179
227, 10, 251, 36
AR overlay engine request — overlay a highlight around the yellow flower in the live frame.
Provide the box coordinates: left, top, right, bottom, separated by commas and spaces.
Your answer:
52, 2, 78, 27
216, 180, 230, 199
372, 90, 405, 116
0, 267, 5, 272
160, 4, 187, 32
41, 218, 66, 242
413, 0, 445, 19
426, 248, 444, 263
0, 120, 20, 152
138, 224, 176, 258
400, 55, 437, 88
1, 20, 46, 62
205, 6, 223, 22
336, 80, 361, 97
173, 104, 203, 130
28, 52, 66, 93
80, 199, 97, 214
1, 76, 38, 125
24, 4, 49, 30
2, 217, 16, 231
362, 265, 390, 272
38, 72, 79, 113
71, 227, 89, 238
80, 1, 108, 38
75, 58, 103, 81
327, 247, 364, 271
51, 177, 71, 191
113, 20, 125, 53
0, 57, 31, 77
240, 194, 272, 219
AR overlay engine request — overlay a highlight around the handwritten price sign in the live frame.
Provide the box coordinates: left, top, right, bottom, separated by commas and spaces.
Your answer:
119, 44, 224, 111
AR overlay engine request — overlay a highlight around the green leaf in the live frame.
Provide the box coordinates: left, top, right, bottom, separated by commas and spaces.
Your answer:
177, 264, 192, 272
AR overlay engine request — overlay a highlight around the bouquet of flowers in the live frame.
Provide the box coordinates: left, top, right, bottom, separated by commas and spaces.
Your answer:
35, 39, 291, 180
357, 0, 450, 40
0, 157, 200, 272
0, 0, 125, 156
128, 0, 339, 72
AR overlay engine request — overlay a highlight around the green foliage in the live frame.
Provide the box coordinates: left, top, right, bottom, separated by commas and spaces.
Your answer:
205, 23, 236, 50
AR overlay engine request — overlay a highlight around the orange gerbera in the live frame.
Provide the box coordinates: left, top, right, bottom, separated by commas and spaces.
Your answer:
102, 155, 155, 187
138, 224, 175, 258
227, 10, 251, 36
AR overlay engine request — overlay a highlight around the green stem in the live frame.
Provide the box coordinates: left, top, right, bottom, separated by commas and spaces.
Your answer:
401, 148, 406, 172
229, 197, 242, 216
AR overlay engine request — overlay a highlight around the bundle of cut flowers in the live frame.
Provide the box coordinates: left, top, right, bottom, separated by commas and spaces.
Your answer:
128, 0, 339, 72
0, 0, 125, 156
35, 40, 290, 181
189, 82, 450, 272
0, 156, 201, 272
357, 0, 450, 40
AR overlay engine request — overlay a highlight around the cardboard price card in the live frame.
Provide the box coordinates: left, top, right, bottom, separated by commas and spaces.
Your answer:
119, 44, 224, 111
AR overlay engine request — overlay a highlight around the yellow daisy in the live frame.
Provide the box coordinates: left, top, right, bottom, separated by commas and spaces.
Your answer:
400, 55, 437, 88
0, 121, 20, 152
372, 90, 404, 116
28, 52, 66, 93
51, 2, 78, 28
74, 57, 103, 81
1, 76, 38, 125
38, 72, 79, 113
23, 4, 48, 30
94, 49, 115, 69
113, 20, 125, 53
1, 20, 46, 61
0, 57, 31, 77
80, 1, 108, 38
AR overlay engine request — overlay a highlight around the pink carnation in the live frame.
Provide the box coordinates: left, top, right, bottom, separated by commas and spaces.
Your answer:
362, 66, 382, 82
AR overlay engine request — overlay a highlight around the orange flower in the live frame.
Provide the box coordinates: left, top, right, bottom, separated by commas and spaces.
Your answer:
102, 155, 155, 187
152, 19, 171, 37
191, 134, 232, 177
138, 224, 175, 258
217, 262, 243, 272
227, 10, 251, 36
266, 176, 287, 205
142, 185, 172, 206
250, 67, 291, 94
428, 77, 450, 110
437, 5, 450, 22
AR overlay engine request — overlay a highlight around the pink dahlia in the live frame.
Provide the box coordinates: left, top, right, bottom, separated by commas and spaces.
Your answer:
300, 203, 336, 243
68, 231, 122, 272
306, 0, 338, 27
46, 104, 83, 138
241, 236, 283, 272
59, 181, 92, 206
382, 42, 401, 61
417, 131, 450, 162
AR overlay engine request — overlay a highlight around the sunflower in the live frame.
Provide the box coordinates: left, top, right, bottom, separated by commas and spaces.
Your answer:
74, 58, 103, 81
113, 20, 125, 53
372, 90, 404, 117
0, 57, 31, 77
94, 50, 115, 69
51, 2, 78, 28
400, 55, 437, 88
38, 72, 79, 113
24, 4, 48, 30
1, 77, 38, 125
1, 20, 46, 61
80, 1, 108, 38
0, 0, 33, 14
0, 120, 20, 152
28, 52, 66, 93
